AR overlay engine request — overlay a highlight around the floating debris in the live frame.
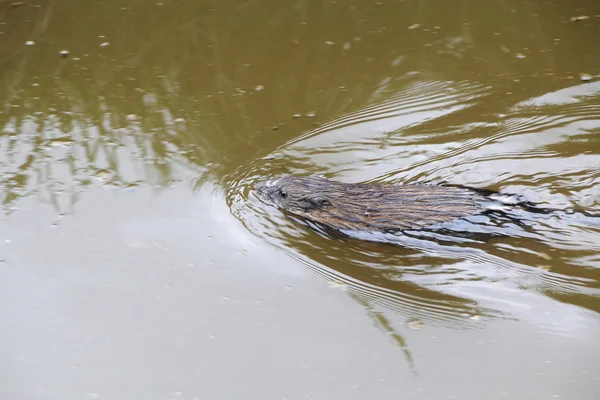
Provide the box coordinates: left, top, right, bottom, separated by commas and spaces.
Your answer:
515, 52, 526, 59
406, 318, 424, 330
580, 74, 592, 82
11, 2, 27, 8
254, 85, 264, 91
292, 113, 301, 119
99, 42, 110, 47
408, 23, 420, 30
59, 50, 69, 58
391, 55, 405, 67
570, 15, 590, 22
25, 40, 35, 46
305, 111, 316, 118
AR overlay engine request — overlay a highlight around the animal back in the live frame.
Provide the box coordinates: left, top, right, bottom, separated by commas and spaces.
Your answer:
300, 183, 486, 232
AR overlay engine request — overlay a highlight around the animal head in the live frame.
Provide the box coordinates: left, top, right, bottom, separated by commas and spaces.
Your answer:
253, 174, 331, 213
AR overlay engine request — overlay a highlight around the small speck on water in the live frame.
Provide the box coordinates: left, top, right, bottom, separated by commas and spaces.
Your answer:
292, 113, 301, 118
580, 74, 592, 82
25, 40, 35, 46
254, 85, 264, 91
59, 50, 69, 58
537, 252, 551, 260
391, 55, 405, 66
515, 53, 526, 59
570, 15, 589, 22
99, 42, 110, 47
406, 318, 424, 330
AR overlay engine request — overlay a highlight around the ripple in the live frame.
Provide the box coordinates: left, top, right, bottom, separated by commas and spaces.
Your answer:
226, 78, 600, 335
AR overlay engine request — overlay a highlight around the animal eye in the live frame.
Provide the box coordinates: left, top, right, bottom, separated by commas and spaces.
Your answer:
279, 190, 287, 198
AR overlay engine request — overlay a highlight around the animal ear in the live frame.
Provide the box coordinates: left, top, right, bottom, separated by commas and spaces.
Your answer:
306, 195, 331, 208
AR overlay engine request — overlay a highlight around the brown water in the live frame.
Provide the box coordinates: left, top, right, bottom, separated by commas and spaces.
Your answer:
1, 1, 600, 399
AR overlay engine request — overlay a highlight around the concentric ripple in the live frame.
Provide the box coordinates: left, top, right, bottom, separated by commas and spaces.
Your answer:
227, 78, 600, 336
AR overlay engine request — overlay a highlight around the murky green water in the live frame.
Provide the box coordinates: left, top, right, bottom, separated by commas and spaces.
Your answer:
1, 1, 599, 399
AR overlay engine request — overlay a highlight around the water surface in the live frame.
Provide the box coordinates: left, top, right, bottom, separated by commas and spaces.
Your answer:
1, 0, 599, 399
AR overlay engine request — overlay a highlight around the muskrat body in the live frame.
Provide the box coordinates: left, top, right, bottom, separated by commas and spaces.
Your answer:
254, 174, 492, 232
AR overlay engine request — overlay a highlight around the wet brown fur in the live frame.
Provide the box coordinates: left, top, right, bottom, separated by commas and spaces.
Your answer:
254, 175, 488, 232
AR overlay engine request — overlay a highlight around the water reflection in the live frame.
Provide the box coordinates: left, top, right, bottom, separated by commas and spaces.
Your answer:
1, 0, 599, 357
